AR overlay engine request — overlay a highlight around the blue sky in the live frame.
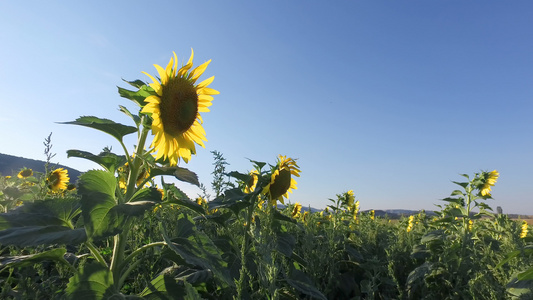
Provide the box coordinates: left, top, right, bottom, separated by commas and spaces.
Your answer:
1, 1, 532, 214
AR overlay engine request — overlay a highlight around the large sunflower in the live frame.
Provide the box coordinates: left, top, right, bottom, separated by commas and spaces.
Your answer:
47, 168, 69, 192
141, 50, 218, 165
263, 155, 300, 205
17, 168, 33, 178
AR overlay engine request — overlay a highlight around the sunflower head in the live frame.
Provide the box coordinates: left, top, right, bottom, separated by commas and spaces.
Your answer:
141, 50, 219, 166
47, 168, 69, 192
479, 170, 499, 197
263, 155, 300, 205
244, 169, 259, 193
17, 168, 33, 179
292, 202, 302, 218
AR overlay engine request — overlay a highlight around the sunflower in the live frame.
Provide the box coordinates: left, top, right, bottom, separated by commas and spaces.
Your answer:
520, 221, 528, 238
244, 169, 259, 193
263, 155, 300, 205
291, 202, 302, 218
47, 168, 69, 192
17, 168, 33, 178
480, 170, 499, 196
141, 50, 219, 165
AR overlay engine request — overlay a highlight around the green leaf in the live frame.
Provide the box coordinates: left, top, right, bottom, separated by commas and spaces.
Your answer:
518, 267, 533, 281
139, 267, 186, 300
60, 116, 137, 142
67, 149, 126, 173
79, 170, 154, 240
507, 274, 533, 298
118, 82, 154, 107
226, 171, 251, 183
452, 181, 469, 189
160, 214, 233, 287
150, 166, 200, 187
0, 248, 68, 271
119, 105, 141, 127
131, 187, 163, 203
64, 262, 120, 300
421, 230, 446, 244
0, 198, 86, 246
276, 232, 296, 258
163, 184, 204, 215
450, 190, 464, 196
286, 270, 327, 300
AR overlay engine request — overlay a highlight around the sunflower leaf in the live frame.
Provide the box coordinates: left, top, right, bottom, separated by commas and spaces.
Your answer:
60, 116, 137, 143
0, 248, 68, 271
65, 262, 121, 299
67, 149, 126, 173
119, 105, 141, 128
79, 170, 154, 240
118, 84, 154, 107
0, 198, 86, 246
150, 166, 200, 187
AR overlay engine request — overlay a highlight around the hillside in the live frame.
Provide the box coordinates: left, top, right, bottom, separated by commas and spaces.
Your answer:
0, 153, 82, 181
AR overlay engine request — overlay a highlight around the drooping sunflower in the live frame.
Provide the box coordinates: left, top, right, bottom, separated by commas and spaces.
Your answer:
47, 168, 69, 192
480, 170, 499, 196
141, 50, 219, 165
291, 202, 302, 218
263, 155, 300, 205
17, 168, 33, 178
244, 169, 259, 193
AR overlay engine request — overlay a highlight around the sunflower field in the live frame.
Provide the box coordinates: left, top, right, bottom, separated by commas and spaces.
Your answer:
0, 51, 532, 300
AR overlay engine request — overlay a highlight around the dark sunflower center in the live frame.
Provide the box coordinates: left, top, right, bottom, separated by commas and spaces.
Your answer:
269, 168, 291, 200
160, 77, 199, 136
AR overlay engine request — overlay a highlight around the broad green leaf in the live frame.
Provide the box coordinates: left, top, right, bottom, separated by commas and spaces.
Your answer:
60, 116, 137, 142
78, 170, 117, 239
79, 170, 155, 240
286, 270, 327, 300
67, 149, 126, 173
64, 262, 120, 300
518, 267, 533, 281
0, 226, 86, 247
450, 190, 465, 196
160, 214, 233, 287
0, 198, 85, 246
452, 181, 469, 189
122, 78, 146, 89
163, 184, 204, 215
139, 267, 186, 300
0, 248, 68, 271
150, 166, 200, 187
421, 230, 446, 244
507, 275, 533, 298
119, 105, 141, 127
130, 187, 163, 203
118, 82, 154, 107
226, 171, 251, 183
276, 232, 296, 258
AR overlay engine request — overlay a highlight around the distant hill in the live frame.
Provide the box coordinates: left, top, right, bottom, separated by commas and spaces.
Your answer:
0, 153, 82, 181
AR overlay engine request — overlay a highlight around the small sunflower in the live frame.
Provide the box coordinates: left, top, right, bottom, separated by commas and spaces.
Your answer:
47, 168, 69, 192
480, 170, 499, 196
141, 50, 219, 165
263, 155, 300, 205
292, 202, 302, 218
406, 215, 415, 232
17, 168, 33, 178
244, 169, 259, 193
520, 221, 529, 239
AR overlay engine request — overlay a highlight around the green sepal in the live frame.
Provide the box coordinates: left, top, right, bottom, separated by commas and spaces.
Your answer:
64, 262, 121, 300
150, 166, 200, 187
67, 149, 127, 173
60, 116, 137, 143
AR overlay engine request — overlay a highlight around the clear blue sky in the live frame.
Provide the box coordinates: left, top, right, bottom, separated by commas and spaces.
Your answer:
1, 1, 532, 214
